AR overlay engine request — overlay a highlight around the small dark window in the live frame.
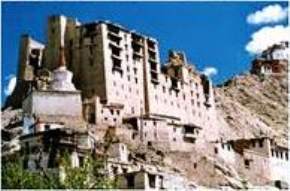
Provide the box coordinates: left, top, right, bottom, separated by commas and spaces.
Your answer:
45, 124, 50, 131
252, 141, 256, 147
148, 174, 156, 188
193, 163, 197, 169
110, 109, 114, 115
104, 117, 108, 121
173, 137, 176, 142
116, 110, 120, 115
153, 121, 156, 126
244, 159, 250, 169
112, 166, 118, 175
227, 144, 231, 151
214, 147, 218, 154
163, 86, 166, 93
259, 140, 263, 147
148, 141, 152, 147
126, 174, 135, 188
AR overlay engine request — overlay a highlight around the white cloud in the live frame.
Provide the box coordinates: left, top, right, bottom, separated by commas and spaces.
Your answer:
4, 75, 17, 96
202, 67, 218, 77
247, 4, 288, 25
245, 25, 290, 55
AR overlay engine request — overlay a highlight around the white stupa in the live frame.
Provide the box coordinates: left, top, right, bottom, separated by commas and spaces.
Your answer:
50, 47, 76, 91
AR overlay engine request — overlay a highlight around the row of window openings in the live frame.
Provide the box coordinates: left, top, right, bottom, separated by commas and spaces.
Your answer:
155, 85, 200, 99
271, 149, 289, 160
113, 82, 140, 93
154, 94, 201, 107
101, 109, 121, 116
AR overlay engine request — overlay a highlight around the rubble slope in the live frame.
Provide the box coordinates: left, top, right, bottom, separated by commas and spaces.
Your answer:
215, 72, 288, 145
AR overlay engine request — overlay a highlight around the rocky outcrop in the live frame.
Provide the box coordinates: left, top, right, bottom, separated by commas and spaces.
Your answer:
215, 72, 288, 146
1, 108, 23, 156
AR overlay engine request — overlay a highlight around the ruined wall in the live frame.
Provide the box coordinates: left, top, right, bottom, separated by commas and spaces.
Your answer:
5, 35, 45, 109
44, 15, 78, 71
75, 23, 107, 100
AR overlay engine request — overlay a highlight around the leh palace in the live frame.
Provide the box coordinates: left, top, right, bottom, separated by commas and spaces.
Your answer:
3, 15, 289, 190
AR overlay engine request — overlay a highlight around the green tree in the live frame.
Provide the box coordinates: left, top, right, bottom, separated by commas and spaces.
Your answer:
2, 155, 61, 189
2, 152, 115, 189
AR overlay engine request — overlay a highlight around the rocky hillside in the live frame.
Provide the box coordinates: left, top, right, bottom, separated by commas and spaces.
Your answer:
215, 71, 288, 146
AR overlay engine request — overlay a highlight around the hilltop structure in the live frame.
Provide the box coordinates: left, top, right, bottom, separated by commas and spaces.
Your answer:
4, 15, 289, 189
251, 41, 288, 76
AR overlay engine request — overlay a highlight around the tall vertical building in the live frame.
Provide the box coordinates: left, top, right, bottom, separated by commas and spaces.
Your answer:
43, 15, 216, 129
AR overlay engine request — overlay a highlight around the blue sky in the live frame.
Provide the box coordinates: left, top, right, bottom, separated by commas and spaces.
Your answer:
1, 2, 288, 105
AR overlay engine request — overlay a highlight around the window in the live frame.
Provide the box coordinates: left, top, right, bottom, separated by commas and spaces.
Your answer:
104, 117, 108, 121
127, 66, 130, 72
153, 121, 156, 126
126, 174, 135, 188
244, 159, 250, 169
258, 140, 263, 147
163, 86, 166, 93
127, 75, 131, 81
126, 54, 129, 61
133, 68, 137, 75
227, 144, 231, 151
44, 124, 50, 131
110, 109, 114, 115
148, 174, 156, 188
173, 128, 176, 132
113, 81, 116, 86
135, 78, 138, 84
252, 141, 256, 147
286, 153, 289, 160
221, 143, 225, 149
112, 166, 118, 175
183, 94, 186, 100
116, 110, 120, 115
214, 147, 218, 154
193, 163, 197, 169
173, 137, 176, 142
